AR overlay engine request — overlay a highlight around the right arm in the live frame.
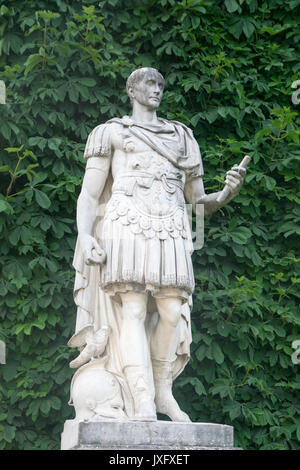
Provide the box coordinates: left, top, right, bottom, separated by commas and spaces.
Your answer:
77, 156, 110, 265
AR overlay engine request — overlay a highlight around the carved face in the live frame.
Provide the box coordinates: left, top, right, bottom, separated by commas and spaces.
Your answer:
129, 72, 164, 110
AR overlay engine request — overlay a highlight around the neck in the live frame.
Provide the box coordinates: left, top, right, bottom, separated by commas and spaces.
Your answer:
131, 101, 159, 124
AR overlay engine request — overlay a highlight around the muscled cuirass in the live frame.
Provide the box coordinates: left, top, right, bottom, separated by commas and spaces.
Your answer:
105, 149, 187, 240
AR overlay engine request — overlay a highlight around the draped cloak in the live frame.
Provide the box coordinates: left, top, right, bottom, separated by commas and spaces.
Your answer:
72, 116, 203, 419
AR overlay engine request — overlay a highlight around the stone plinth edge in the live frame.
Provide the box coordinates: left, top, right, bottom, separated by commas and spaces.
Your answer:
61, 419, 239, 450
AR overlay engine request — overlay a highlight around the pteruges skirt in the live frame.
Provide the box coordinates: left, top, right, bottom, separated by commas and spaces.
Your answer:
99, 203, 195, 303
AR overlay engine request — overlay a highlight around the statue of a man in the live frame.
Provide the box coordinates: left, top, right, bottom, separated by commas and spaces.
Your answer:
71, 67, 246, 422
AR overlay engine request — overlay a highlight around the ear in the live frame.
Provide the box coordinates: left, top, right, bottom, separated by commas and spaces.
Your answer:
128, 86, 135, 101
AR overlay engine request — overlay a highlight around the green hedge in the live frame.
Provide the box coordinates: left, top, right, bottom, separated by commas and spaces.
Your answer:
0, 0, 299, 450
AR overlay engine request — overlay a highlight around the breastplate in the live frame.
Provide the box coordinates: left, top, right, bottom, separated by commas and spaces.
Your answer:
113, 150, 185, 212
105, 151, 188, 240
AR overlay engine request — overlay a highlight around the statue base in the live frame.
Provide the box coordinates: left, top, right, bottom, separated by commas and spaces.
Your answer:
61, 419, 240, 450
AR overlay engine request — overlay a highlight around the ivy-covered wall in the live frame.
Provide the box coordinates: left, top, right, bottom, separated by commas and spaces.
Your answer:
0, 0, 299, 450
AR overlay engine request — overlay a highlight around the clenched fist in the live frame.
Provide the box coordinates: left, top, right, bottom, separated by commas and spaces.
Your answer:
80, 234, 106, 265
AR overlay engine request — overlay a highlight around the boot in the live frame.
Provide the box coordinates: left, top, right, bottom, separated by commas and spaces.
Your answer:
124, 365, 157, 421
152, 358, 191, 422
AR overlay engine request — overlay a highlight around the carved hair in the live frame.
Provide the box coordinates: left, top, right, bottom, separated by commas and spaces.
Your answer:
126, 67, 165, 102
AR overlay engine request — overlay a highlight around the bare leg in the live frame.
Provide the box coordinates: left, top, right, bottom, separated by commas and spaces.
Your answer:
120, 291, 148, 367
150, 296, 181, 362
119, 291, 156, 421
151, 296, 190, 422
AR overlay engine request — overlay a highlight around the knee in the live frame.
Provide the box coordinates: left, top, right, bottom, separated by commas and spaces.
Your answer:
159, 301, 181, 328
123, 302, 146, 322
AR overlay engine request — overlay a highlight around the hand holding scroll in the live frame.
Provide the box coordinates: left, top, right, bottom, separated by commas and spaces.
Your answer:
217, 155, 251, 204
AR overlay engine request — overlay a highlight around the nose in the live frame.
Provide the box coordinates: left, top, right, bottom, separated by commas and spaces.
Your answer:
153, 83, 161, 94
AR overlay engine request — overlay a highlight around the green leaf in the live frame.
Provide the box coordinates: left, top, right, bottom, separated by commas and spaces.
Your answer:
20, 227, 33, 245
76, 77, 97, 87
0, 165, 9, 172
192, 378, 207, 396
23, 324, 32, 335
2, 360, 18, 382
224, 401, 241, 420
229, 226, 252, 244
8, 227, 21, 245
242, 20, 256, 39
0, 200, 13, 214
24, 54, 43, 75
210, 379, 233, 398
46, 259, 57, 272
34, 189, 51, 209
50, 396, 61, 410
195, 344, 207, 362
4, 147, 23, 153
212, 343, 224, 364
40, 400, 51, 415
225, 0, 239, 13
3, 425, 16, 443
28, 137, 47, 150
26, 401, 41, 421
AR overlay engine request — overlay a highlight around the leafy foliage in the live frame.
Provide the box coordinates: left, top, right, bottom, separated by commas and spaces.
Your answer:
0, 0, 299, 450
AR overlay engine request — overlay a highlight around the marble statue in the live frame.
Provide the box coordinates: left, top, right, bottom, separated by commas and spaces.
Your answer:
68, 67, 248, 423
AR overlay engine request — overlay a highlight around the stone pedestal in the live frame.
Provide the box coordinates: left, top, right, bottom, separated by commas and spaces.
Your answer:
61, 419, 239, 450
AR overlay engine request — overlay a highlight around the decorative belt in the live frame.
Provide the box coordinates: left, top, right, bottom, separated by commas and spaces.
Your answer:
113, 171, 184, 195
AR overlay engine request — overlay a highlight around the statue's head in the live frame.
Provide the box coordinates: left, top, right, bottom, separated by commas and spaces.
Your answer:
126, 67, 165, 109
